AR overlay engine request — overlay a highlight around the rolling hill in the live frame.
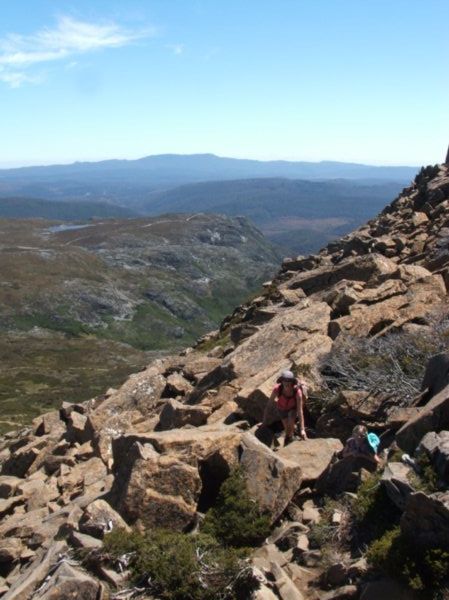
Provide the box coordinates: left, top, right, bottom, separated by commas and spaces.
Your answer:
139, 177, 406, 254
0, 213, 281, 430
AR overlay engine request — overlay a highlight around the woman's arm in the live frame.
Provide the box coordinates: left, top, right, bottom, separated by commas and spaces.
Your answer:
296, 389, 307, 439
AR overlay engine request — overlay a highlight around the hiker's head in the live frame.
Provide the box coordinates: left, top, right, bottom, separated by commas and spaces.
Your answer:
279, 370, 297, 387
352, 424, 367, 439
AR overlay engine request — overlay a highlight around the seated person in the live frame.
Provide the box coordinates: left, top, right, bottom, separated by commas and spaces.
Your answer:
342, 424, 381, 464
316, 425, 381, 496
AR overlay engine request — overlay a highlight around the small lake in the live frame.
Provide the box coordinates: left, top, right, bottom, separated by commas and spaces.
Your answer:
47, 223, 94, 233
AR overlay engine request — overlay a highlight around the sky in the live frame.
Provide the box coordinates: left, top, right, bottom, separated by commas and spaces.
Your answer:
0, 0, 448, 168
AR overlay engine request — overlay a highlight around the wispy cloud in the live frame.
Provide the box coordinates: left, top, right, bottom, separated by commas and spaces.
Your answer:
0, 15, 155, 87
0, 70, 42, 88
166, 43, 185, 56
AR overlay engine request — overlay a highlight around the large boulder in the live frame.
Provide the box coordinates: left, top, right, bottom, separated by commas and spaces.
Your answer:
283, 253, 399, 296
65, 412, 95, 445
277, 438, 343, 484
32, 411, 65, 439
381, 462, 415, 510
0, 476, 23, 500
1, 437, 49, 478
57, 457, 110, 502
239, 433, 302, 522
163, 371, 194, 397
79, 499, 131, 539
179, 354, 223, 383
16, 478, 59, 512
329, 275, 445, 338
233, 302, 331, 420
230, 301, 331, 381
93, 361, 168, 418
401, 491, 449, 550
156, 399, 212, 430
421, 352, 449, 400
396, 383, 449, 453
111, 427, 241, 468
416, 430, 449, 483
110, 441, 201, 531
0, 538, 23, 564
315, 455, 377, 496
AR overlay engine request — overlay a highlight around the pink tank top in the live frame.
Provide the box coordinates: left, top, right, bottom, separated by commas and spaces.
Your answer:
273, 383, 301, 411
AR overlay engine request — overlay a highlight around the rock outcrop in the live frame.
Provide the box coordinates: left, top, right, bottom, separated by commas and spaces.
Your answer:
1, 160, 449, 598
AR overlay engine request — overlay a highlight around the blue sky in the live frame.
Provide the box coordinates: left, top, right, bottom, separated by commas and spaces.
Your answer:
0, 0, 448, 167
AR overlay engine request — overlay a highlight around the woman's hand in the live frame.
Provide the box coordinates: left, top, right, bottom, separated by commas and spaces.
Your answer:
300, 428, 308, 440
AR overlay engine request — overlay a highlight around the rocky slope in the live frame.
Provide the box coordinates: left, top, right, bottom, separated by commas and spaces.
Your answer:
0, 160, 449, 599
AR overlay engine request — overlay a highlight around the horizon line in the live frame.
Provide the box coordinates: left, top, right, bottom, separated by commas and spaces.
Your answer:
0, 151, 425, 171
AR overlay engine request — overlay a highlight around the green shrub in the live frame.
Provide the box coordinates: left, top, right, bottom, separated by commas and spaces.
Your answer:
367, 527, 449, 596
413, 453, 439, 493
351, 471, 401, 545
202, 468, 271, 548
366, 526, 405, 571
103, 528, 254, 600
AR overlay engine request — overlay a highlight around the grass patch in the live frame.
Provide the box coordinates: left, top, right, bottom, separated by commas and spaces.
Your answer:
0, 332, 154, 434
12, 313, 93, 337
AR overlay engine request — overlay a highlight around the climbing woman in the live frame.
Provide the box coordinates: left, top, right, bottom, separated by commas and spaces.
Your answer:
266, 370, 307, 446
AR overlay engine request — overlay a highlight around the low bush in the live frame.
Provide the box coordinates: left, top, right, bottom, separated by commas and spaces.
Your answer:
351, 471, 401, 547
103, 528, 255, 600
308, 497, 351, 559
319, 312, 449, 408
367, 526, 449, 596
408, 452, 439, 494
202, 467, 271, 548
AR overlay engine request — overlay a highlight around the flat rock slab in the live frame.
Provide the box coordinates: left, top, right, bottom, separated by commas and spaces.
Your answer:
2, 541, 68, 600
112, 427, 242, 467
228, 301, 331, 383
277, 438, 343, 482
33, 562, 104, 600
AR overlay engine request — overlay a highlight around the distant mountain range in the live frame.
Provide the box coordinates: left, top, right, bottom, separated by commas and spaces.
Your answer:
0, 153, 420, 254
0, 153, 418, 201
